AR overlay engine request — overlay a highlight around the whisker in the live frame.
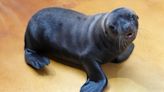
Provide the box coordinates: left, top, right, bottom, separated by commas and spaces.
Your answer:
125, 40, 128, 46
119, 36, 121, 50
123, 40, 126, 49
124, 39, 128, 49
121, 40, 124, 49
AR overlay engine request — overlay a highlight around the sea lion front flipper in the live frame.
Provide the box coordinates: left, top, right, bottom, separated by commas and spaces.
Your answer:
112, 43, 134, 63
24, 48, 50, 69
80, 60, 107, 92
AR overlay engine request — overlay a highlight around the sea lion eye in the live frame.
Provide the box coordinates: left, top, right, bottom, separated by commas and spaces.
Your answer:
109, 24, 117, 35
130, 15, 135, 20
109, 25, 115, 30
130, 14, 139, 20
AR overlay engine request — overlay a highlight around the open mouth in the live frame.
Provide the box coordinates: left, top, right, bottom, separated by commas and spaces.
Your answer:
125, 31, 136, 40
126, 32, 134, 38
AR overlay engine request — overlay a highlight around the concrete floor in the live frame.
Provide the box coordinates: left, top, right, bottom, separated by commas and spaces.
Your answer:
0, 0, 164, 92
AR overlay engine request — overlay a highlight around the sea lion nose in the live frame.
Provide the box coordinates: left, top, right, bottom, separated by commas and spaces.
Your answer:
124, 23, 135, 39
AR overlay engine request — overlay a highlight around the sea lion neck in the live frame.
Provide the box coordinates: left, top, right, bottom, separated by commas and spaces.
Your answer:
88, 14, 119, 53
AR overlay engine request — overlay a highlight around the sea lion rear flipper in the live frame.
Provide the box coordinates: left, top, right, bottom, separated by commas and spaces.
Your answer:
24, 48, 50, 69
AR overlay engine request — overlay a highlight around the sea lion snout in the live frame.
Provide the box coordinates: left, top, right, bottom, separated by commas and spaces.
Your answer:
123, 22, 137, 40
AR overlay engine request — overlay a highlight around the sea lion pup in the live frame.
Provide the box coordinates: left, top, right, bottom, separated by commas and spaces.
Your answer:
24, 7, 139, 92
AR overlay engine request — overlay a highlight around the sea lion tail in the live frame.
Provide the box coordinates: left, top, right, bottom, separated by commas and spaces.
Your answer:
24, 48, 50, 69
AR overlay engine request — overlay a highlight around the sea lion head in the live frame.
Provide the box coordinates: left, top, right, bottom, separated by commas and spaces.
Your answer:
102, 7, 139, 51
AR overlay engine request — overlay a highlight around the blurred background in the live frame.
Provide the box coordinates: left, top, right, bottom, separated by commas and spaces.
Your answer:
0, 0, 164, 92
